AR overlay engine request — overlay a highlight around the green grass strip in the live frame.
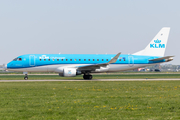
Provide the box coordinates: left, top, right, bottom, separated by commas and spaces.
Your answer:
0, 81, 180, 119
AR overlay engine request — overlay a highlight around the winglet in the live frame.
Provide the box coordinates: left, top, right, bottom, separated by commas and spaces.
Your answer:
108, 52, 121, 64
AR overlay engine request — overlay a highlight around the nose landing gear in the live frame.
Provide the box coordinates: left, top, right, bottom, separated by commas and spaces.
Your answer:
24, 74, 28, 80
23, 72, 28, 80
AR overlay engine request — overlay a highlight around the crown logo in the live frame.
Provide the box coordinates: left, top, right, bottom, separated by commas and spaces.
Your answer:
154, 39, 161, 43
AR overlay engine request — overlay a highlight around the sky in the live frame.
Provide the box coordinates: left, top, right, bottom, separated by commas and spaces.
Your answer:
0, 0, 180, 64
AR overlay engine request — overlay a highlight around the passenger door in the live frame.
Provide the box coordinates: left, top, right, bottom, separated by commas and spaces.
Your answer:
29, 55, 35, 66
128, 56, 134, 67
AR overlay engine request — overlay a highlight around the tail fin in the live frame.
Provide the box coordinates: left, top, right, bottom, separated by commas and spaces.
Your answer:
133, 27, 170, 57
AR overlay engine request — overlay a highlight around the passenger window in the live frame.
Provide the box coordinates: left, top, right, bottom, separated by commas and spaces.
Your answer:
84, 59, 86, 61
70, 59, 72, 61
48, 59, 50, 61
44, 59, 46, 61
106, 59, 108, 61
53, 59, 54, 61
88, 59, 90, 61
75, 59, 76, 61
66, 59, 68, 61
79, 59, 81, 61
57, 59, 59, 61
93, 59, 94, 61
61, 59, 63, 61
123, 57, 126, 61
102, 59, 104, 61
40, 59, 41, 61
119, 59, 121, 61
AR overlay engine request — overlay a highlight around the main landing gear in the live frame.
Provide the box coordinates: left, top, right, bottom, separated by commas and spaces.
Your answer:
83, 74, 93, 80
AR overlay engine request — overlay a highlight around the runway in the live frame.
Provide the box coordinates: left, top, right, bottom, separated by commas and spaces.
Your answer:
1, 79, 180, 82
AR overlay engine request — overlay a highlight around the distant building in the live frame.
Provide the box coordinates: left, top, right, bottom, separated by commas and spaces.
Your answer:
138, 68, 146, 71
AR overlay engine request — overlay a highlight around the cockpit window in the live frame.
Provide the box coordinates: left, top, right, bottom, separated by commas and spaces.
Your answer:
13, 58, 18, 61
13, 58, 22, 61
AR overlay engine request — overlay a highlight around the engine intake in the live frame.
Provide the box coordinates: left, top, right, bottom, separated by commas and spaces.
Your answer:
63, 68, 77, 77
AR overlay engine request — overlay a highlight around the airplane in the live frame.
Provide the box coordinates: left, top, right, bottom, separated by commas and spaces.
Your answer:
2, 27, 173, 80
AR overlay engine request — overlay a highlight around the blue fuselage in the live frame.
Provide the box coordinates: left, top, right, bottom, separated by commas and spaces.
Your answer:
7, 54, 164, 69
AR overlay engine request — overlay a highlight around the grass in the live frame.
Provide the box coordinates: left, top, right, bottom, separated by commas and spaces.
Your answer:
0, 81, 180, 119
0, 73, 180, 80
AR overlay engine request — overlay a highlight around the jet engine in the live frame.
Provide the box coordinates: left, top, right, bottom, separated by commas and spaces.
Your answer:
57, 68, 82, 77
63, 68, 77, 77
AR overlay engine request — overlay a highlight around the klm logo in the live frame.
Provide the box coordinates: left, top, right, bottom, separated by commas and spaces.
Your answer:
150, 39, 165, 48
68, 70, 72, 75
39, 55, 49, 59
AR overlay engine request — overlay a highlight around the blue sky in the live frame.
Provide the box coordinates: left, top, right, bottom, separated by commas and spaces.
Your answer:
0, 0, 179, 64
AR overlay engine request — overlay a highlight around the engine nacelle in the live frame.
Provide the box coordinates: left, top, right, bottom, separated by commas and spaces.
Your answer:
63, 68, 77, 77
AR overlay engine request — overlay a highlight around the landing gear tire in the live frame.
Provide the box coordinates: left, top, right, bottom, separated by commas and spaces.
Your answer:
24, 74, 28, 80
83, 75, 93, 80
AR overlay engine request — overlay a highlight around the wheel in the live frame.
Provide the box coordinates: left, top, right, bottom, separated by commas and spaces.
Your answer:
24, 76, 28, 80
88, 75, 92, 80
83, 75, 86, 79
83, 75, 93, 80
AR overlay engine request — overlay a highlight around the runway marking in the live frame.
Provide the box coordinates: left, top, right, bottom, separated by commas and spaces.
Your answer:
1, 79, 180, 82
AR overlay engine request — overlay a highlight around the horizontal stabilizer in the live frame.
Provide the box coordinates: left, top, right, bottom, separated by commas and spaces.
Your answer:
149, 56, 174, 61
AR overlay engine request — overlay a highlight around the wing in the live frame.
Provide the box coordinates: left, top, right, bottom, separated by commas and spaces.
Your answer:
77, 52, 121, 71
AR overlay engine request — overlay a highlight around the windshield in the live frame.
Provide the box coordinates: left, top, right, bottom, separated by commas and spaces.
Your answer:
13, 58, 22, 61
13, 58, 18, 61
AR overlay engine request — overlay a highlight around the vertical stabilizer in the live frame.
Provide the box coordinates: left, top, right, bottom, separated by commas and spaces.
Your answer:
133, 27, 170, 57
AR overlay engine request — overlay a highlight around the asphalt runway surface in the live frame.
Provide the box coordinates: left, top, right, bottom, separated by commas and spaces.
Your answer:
1, 79, 180, 82
0, 73, 180, 75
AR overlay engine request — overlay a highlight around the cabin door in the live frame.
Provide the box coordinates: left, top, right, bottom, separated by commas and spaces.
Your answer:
128, 56, 134, 67
29, 55, 35, 66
